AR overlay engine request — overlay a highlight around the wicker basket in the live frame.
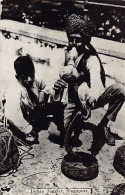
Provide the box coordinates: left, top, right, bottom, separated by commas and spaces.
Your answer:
113, 145, 125, 177
111, 183, 125, 195
61, 111, 99, 181
61, 152, 98, 181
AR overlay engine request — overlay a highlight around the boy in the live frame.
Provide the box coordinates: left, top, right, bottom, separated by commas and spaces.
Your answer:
5, 56, 66, 143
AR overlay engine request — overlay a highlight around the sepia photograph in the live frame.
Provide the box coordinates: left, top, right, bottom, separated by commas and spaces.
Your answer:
0, 0, 125, 194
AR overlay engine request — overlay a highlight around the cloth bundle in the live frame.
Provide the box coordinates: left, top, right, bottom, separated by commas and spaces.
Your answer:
59, 65, 79, 83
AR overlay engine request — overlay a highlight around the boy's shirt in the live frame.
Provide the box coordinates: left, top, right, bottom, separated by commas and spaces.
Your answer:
5, 78, 52, 134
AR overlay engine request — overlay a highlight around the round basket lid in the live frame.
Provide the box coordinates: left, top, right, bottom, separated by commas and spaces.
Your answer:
61, 152, 99, 181
111, 183, 125, 195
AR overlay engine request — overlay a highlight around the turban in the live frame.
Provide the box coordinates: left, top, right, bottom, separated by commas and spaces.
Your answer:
14, 56, 35, 76
66, 14, 96, 38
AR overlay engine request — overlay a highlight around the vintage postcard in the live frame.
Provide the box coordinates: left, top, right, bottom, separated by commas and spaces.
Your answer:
0, 1, 125, 195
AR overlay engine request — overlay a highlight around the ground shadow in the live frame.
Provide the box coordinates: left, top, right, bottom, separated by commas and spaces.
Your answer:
48, 132, 64, 147
82, 121, 123, 156
48, 121, 106, 154
81, 122, 106, 156
48, 130, 83, 147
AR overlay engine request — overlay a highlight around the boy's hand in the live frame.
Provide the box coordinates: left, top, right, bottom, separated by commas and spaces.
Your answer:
38, 91, 48, 107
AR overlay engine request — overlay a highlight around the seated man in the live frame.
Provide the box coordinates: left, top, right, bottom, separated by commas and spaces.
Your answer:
56, 14, 125, 147
5, 56, 66, 144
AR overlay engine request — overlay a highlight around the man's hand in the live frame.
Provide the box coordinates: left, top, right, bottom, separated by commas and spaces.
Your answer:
86, 96, 96, 109
53, 79, 67, 101
81, 103, 91, 120
53, 79, 67, 91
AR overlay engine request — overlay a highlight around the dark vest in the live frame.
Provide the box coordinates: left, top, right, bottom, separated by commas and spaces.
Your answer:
68, 49, 106, 103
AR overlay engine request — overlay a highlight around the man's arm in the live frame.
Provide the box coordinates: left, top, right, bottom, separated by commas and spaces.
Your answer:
5, 85, 32, 134
87, 56, 105, 106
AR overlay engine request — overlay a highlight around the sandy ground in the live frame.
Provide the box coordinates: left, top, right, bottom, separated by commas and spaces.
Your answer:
0, 32, 125, 195
0, 119, 125, 195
